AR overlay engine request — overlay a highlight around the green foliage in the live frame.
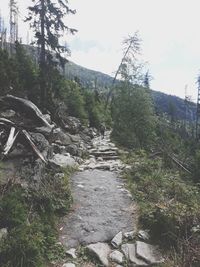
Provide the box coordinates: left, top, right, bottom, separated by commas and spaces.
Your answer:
26, 0, 77, 106
14, 42, 38, 98
111, 83, 156, 148
84, 90, 111, 128
191, 148, 200, 183
0, 49, 18, 95
59, 80, 88, 122
0, 167, 74, 267
0, 45, 38, 99
0, 187, 28, 229
123, 151, 200, 266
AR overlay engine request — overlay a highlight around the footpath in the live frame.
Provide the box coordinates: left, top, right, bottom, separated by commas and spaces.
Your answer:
59, 132, 164, 267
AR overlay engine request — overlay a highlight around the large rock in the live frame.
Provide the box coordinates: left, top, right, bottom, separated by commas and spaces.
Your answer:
64, 116, 82, 134
86, 242, 111, 266
66, 144, 78, 156
136, 241, 164, 265
62, 263, 76, 267
111, 231, 123, 248
49, 153, 76, 168
109, 250, 123, 264
29, 132, 50, 158
121, 243, 148, 266
52, 128, 72, 146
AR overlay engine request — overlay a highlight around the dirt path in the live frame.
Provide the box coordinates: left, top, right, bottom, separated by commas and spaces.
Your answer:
59, 132, 135, 248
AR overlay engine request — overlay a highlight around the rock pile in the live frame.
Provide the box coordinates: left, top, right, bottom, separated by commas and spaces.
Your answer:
79, 131, 127, 172
61, 230, 164, 266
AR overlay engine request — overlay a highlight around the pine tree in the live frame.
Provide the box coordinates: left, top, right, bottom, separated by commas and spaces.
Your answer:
26, 0, 77, 107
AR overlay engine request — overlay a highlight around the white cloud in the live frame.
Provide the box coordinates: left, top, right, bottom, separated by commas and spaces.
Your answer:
1, 0, 200, 100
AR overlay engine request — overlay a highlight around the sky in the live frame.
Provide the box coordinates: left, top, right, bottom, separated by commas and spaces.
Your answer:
1, 0, 200, 101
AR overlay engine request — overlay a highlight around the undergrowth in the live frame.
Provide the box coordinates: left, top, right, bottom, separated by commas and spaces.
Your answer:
0, 165, 75, 267
123, 150, 200, 267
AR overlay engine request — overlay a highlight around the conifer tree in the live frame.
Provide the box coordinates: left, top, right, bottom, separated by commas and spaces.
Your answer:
26, 0, 77, 106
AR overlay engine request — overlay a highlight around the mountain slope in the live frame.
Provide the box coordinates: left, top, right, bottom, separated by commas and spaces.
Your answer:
64, 61, 196, 121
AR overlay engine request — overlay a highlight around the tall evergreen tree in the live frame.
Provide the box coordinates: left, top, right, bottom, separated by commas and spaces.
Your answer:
26, 0, 77, 106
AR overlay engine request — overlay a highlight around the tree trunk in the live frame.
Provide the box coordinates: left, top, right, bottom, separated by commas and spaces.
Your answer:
40, 0, 46, 107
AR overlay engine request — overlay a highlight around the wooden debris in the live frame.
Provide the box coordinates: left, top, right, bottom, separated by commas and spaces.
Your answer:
22, 130, 47, 163
3, 127, 19, 155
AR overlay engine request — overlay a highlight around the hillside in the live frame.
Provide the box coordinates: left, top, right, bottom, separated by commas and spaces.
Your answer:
64, 61, 196, 121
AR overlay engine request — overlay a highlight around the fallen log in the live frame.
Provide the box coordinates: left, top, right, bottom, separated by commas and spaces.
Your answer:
22, 130, 47, 163
1, 95, 54, 130
3, 127, 19, 155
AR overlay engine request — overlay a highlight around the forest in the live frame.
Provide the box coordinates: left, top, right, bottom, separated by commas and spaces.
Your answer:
0, 0, 200, 267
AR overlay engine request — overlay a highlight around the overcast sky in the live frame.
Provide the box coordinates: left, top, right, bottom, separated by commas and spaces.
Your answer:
1, 0, 200, 100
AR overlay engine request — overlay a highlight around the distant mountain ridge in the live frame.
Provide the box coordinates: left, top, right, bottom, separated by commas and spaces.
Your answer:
64, 61, 196, 121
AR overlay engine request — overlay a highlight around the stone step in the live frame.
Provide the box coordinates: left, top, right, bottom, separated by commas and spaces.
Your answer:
90, 151, 118, 157
100, 155, 119, 161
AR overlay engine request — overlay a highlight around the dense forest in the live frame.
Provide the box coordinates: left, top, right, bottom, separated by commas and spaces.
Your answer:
0, 0, 200, 267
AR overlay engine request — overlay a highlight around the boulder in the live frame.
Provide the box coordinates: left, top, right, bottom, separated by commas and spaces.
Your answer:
136, 241, 164, 265
109, 250, 123, 264
52, 128, 72, 146
121, 243, 148, 266
64, 116, 82, 134
49, 153, 76, 168
86, 242, 111, 266
52, 143, 66, 154
29, 132, 50, 158
66, 144, 78, 156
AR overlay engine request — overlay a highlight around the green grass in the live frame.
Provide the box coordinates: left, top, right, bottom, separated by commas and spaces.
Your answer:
122, 150, 200, 267
0, 166, 75, 267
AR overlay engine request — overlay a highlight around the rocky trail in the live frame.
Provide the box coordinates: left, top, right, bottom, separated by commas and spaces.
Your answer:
59, 132, 164, 267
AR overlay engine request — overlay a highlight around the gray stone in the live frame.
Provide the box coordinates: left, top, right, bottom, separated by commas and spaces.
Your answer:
66, 248, 77, 259
66, 144, 78, 156
0, 228, 8, 241
49, 153, 76, 168
136, 241, 164, 265
64, 116, 81, 134
52, 143, 66, 154
86, 242, 111, 266
111, 231, 123, 248
62, 263, 76, 267
95, 163, 111, 170
53, 129, 72, 146
138, 230, 150, 241
109, 250, 123, 264
124, 231, 135, 240
29, 132, 49, 157
121, 243, 148, 266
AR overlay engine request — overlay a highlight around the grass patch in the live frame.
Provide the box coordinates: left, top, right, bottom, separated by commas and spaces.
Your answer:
0, 165, 75, 267
123, 150, 200, 266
